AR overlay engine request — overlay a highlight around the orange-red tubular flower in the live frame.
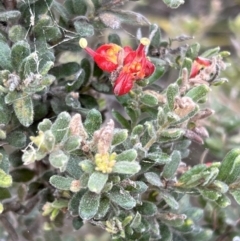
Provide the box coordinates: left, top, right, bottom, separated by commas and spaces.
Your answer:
79, 38, 155, 96
190, 56, 212, 78
113, 38, 155, 95
79, 38, 122, 72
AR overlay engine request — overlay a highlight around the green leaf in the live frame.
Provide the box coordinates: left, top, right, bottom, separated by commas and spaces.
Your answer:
99, 10, 150, 29
159, 224, 172, 241
84, 109, 102, 136
80, 58, 91, 85
147, 65, 165, 84
166, 83, 179, 110
162, 0, 185, 8
0, 10, 21, 21
112, 110, 130, 129
112, 161, 140, 175
49, 150, 69, 172
183, 207, 203, 222
201, 47, 220, 58
144, 172, 162, 187
112, 129, 128, 146
116, 149, 137, 162
0, 169, 12, 188
211, 180, 229, 194
19, 53, 38, 78
149, 23, 161, 48
186, 84, 211, 102
225, 155, 240, 184
79, 160, 95, 174
160, 128, 184, 143
146, 152, 171, 165
39, 61, 54, 76
66, 155, 83, 179
95, 197, 110, 219
8, 25, 27, 43
0, 40, 12, 71
66, 69, 85, 92
217, 148, 240, 182
72, 217, 83, 230
49, 175, 74, 190
109, 186, 136, 210
11, 40, 30, 72
199, 189, 221, 201
108, 33, 121, 45
13, 94, 33, 127
181, 57, 192, 76
161, 191, 179, 209
130, 212, 141, 229
125, 107, 139, 124
74, 21, 94, 37
0, 187, 11, 200
79, 191, 100, 220
0, 96, 12, 125
230, 189, 240, 205
88, 172, 108, 194
162, 150, 181, 179
178, 164, 207, 184
6, 130, 26, 149
51, 112, 71, 143
136, 201, 157, 216
38, 119, 52, 132
140, 93, 158, 107
68, 190, 85, 215
64, 136, 81, 152
50, 62, 80, 78
215, 194, 231, 208
0, 148, 10, 173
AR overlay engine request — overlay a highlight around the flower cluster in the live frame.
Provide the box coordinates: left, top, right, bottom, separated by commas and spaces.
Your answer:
95, 152, 117, 173
79, 38, 155, 95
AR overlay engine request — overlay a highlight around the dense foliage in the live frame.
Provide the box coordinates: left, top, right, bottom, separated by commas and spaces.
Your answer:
0, 0, 240, 240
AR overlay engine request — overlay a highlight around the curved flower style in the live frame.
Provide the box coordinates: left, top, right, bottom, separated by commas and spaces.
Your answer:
190, 56, 212, 78
79, 37, 155, 96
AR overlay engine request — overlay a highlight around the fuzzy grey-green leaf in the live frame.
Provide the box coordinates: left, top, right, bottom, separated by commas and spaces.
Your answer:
112, 161, 140, 175
162, 150, 181, 179
11, 40, 30, 72
13, 94, 33, 127
109, 186, 136, 210
79, 191, 100, 220
116, 149, 137, 162
84, 109, 102, 137
140, 93, 158, 107
217, 148, 240, 182
49, 175, 74, 190
8, 25, 27, 43
167, 83, 179, 110
112, 129, 128, 146
49, 150, 69, 172
88, 172, 108, 194
144, 172, 162, 187
51, 112, 71, 143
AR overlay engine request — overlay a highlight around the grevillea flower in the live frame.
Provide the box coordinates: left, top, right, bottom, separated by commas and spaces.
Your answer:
190, 56, 212, 78
113, 38, 155, 95
79, 37, 155, 96
79, 38, 122, 72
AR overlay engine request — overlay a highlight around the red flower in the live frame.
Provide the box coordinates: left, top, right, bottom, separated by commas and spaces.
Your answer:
113, 38, 155, 95
79, 38, 122, 72
190, 56, 212, 78
79, 38, 155, 96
